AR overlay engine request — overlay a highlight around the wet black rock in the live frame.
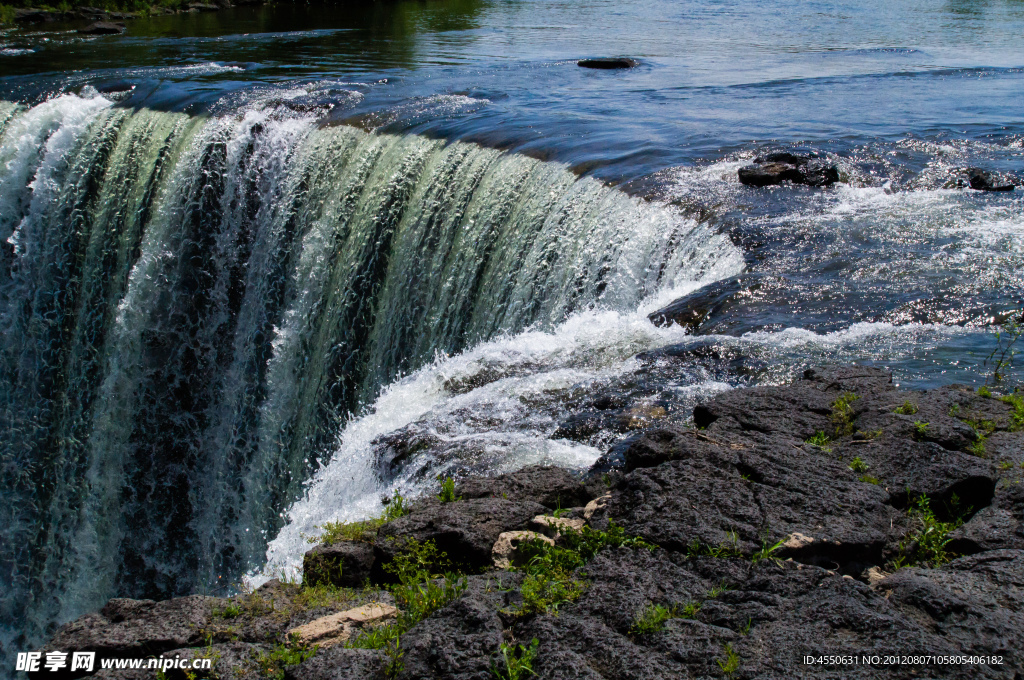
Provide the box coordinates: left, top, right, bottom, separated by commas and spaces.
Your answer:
967, 168, 1015, 192
303, 541, 376, 589
375, 496, 548, 576
738, 152, 840, 187
577, 58, 639, 69
78, 21, 126, 34
456, 464, 593, 509
647, 274, 762, 331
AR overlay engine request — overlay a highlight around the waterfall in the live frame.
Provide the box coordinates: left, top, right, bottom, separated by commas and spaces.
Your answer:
0, 93, 741, 654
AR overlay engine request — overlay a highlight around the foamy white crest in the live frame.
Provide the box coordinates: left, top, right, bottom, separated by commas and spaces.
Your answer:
255, 302, 725, 584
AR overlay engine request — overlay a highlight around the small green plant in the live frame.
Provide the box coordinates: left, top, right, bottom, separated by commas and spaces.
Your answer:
381, 636, 404, 679
948, 403, 961, 417
0, 5, 16, 26
256, 640, 316, 680
750, 532, 786, 565
738, 618, 752, 636
437, 475, 461, 503
859, 474, 880, 485
999, 460, 1013, 471
1000, 393, 1024, 431
717, 642, 740, 677
894, 400, 919, 415
848, 456, 869, 473
890, 494, 965, 570
831, 392, 860, 436
491, 638, 539, 680
805, 431, 831, 449
678, 601, 701, 619
311, 494, 410, 545
509, 521, 654, 616
855, 429, 882, 440
687, 531, 741, 559
913, 421, 929, 437
984, 315, 1021, 385
978, 385, 993, 398
706, 581, 733, 599
347, 538, 467, 665
629, 603, 677, 636
213, 601, 242, 619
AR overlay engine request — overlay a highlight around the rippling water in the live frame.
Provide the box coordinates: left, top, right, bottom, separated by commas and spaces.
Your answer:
1, 0, 1022, 663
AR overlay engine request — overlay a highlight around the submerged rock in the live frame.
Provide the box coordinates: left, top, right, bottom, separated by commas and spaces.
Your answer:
967, 168, 1015, 192
738, 151, 839, 187
577, 58, 639, 69
78, 21, 126, 34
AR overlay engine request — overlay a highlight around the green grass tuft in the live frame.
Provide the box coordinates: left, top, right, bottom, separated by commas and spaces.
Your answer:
310, 494, 410, 546
831, 392, 860, 436
437, 475, 461, 503
491, 638, 539, 680
848, 456, 869, 473
890, 494, 966, 570
805, 431, 832, 450
894, 400, 919, 415
717, 643, 740, 677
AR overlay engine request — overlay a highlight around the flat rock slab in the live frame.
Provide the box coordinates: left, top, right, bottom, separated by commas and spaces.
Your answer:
286, 603, 397, 648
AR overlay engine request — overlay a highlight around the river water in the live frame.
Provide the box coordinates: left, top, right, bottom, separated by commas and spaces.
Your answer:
1, 0, 1022, 662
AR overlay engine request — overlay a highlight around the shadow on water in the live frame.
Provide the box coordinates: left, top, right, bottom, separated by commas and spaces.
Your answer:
0, 0, 485, 81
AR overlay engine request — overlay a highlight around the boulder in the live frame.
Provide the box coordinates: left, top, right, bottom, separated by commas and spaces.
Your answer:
78, 21, 126, 34
303, 541, 376, 589
738, 152, 839, 188
375, 496, 548, 575
456, 464, 592, 509
967, 168, 1015, 192
578, 58, 639, 69
44, 596, 216, 661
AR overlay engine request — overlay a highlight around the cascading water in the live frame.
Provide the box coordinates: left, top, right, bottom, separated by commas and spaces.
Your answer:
0, 93, 741, 656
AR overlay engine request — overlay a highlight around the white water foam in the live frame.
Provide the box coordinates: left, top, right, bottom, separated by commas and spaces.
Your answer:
256, 237, 743, 584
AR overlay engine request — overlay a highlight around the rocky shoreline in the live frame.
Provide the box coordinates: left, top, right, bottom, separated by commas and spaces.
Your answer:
32, 366, 1024, 679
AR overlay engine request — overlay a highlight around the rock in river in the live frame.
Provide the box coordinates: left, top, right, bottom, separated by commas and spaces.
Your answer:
738, 151, 839, 187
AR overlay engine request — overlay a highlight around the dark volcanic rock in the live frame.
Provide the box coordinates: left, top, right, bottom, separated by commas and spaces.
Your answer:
577, 58, 639, 69
947, 485, 1024, 554
45, 596, 216, 659
968, 168, 1015, 192
38, 367, 1024, 680
878, 550, 1024, 671
738, 152, 840, 188
395, 576, 509, 680
285, 646, 385, 680
375, 496, 547, 575
303, 540, 376, 588
456, 464, 592, 509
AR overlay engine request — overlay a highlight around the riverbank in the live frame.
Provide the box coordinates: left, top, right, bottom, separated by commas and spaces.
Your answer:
1, 0, 261, 27
35, 366, 1024, 679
